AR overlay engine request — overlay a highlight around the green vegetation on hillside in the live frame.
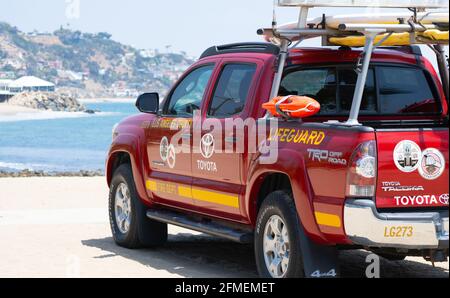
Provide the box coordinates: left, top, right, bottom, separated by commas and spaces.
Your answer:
0, 22, 194, 97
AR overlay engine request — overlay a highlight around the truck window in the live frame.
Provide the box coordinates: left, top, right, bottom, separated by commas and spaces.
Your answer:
280, 65, 439, 116
208, 64, 257, 118
280, 68, 337, 114
377, 66, 439, 114
166, 65, 214, 116
339, 68, 377, 113
279, 67, 376, 115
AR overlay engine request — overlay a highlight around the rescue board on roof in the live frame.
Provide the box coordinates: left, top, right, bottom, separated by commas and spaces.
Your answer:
329, 31, 449, 46
259, 0, 449, 46
277, 0, 449, 8
274, 11, 449, 46
277, 11, 449, 31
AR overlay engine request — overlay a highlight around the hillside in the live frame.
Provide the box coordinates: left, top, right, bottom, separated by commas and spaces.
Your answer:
0, 22, 195, 98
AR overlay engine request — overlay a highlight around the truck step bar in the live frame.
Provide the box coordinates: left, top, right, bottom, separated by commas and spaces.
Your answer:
146, 209, 253, 243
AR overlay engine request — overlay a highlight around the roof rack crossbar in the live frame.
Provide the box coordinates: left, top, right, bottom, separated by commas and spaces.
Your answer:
200, 42, 280, 59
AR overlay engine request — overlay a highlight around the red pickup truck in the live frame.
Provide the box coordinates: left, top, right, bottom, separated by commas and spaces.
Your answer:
106, 43, 449, 278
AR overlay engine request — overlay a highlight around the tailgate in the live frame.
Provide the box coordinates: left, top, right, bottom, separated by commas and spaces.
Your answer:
376, 128, 449, 209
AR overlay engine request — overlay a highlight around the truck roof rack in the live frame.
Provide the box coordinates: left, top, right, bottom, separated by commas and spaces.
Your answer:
200, 42, 280, 59
277, 0, 447, 8
260, 2, 449, 125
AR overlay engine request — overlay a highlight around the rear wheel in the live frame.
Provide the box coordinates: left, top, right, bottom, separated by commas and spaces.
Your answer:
255, 191, 305, 278
109, 164, 167, 248
377, 253, 407, 261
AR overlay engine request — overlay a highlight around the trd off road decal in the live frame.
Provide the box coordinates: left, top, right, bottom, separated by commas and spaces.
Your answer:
197, 133, 217, 172
393, 140, 421, 173
307, 149, 347, 166
418, 148, 445, 180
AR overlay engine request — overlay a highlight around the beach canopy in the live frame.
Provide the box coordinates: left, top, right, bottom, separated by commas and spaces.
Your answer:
9, 76, 55, 88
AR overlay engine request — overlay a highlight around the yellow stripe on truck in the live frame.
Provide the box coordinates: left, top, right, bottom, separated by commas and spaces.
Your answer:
315, 212, 342, 228
146, 180, 239, 209
146, 180, 157, 192
191, 188, 239, 209
177, 186, 193, 198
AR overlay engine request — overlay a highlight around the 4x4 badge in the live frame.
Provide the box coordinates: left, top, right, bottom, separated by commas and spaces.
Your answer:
393, 140, 421, 173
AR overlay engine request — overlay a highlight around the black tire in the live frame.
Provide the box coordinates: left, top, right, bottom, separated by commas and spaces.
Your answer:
109, 164, 167, 248
377, 253, 407, 261
255, 190, 305, 278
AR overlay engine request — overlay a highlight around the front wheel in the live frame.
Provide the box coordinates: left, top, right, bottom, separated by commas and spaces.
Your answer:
254, 191, 305, 278
109, 164, 167, 248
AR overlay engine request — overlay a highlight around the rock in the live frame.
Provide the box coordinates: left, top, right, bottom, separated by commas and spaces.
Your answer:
84, 109, 96, 114
0, 169, 105, 178
8, 91, 87, 112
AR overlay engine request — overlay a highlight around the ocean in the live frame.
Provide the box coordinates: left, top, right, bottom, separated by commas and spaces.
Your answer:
0, 101, 137, 173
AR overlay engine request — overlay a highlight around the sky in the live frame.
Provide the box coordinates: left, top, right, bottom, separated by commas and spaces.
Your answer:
0, 0, 447, 61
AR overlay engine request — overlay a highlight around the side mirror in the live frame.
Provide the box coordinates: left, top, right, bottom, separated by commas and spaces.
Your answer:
136, 92, 159, 114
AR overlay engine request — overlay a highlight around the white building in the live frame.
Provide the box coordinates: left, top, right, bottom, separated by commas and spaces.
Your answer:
0, 79, 13, 95
8, 76, 55, 93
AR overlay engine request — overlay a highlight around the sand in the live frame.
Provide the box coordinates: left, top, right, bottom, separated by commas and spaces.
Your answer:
0, 177, 448, 278
0, 102, 40, 116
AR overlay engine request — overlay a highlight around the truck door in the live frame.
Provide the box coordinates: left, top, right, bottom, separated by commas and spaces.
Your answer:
192, 59, 261, 219
145, 64, 215, 209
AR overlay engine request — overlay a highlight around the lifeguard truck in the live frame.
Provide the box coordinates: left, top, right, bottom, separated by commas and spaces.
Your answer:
106, 0, 449, 278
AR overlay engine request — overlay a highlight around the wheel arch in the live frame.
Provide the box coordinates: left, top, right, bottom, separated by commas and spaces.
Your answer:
106, 133, 149, 205
245, 149, 328, 244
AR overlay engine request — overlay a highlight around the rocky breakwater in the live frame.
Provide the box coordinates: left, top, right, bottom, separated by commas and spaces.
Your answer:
0, 169, 104, 178
8, 92, 96, 113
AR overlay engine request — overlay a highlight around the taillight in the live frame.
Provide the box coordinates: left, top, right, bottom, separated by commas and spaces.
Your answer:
346, 140, 377, 197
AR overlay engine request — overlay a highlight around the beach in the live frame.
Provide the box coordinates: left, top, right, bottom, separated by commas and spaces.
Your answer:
0, 176, 448, 278
0, 102, 40, 116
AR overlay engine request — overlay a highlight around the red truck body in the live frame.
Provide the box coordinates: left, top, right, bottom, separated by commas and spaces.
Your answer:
106, 45, 449, 277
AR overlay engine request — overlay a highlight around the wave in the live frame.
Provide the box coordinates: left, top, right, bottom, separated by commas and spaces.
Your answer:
0, 110, 121, 123
0, 147, 106, 172
0, 161, 51, 171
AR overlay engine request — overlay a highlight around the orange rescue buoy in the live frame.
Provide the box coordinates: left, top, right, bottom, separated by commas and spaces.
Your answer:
262, 95, 321, 118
